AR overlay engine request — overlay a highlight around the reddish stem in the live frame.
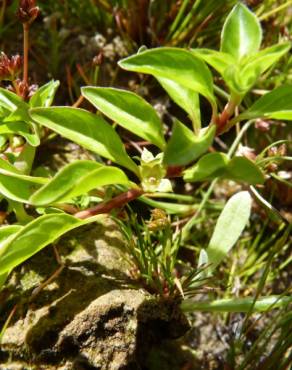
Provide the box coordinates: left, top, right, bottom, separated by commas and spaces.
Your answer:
23, 22, 29, 86
75, 188, 144, 219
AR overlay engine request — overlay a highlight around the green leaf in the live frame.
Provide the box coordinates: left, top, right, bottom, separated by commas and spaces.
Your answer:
225, 156, 265, 185
239, 85, 292, 121
181, 296, 292, 313
164, 122, 216, 166
0, 158, 48, 202
221, 3, 262, 60
207, 191, 252, 269
30, 107, 139, 175
0, 225, 23, 290
30, 160, 129, 206
29, 80, 60, 108
0, 88, 27, 112
184, 153, 264, 185
0, 173, 47, 203
238, 43, 291, 89
0, 89, 41, 146
82, 87, 166, 150
157, 77, 201, 133
0, 121, 40, 146
0, 225, 23, 245
183, 152, 228, 182
0, 213, 97, 275
119, 47, 216, 112
191, 49, 235, 76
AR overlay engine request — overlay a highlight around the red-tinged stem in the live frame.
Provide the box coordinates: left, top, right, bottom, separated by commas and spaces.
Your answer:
216, 94, 241, 135
23, 22, 29, 86
75, 188, 144, 219
167, 166, 183, 178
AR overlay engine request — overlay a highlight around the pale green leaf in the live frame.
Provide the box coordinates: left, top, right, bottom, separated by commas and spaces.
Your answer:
239, 43, 291, 89
191, 49, 235, 76
207, 191, 252, 269
0, 121, 40, 146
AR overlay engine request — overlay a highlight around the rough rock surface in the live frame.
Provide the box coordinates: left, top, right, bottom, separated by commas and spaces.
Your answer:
0, 216, 189, 369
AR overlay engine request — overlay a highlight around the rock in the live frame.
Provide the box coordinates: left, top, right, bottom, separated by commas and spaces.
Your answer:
0, 216, 189, 369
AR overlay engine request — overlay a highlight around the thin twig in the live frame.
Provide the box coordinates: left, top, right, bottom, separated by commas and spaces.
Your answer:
74, 188, 144, 219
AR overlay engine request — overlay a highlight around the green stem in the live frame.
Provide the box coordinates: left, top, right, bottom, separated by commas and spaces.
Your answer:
181, 296, 292, 313
181, 179, 216, 241
181, 119, 254, 242
259, 0, 292, 21
9, 200, 33, 224
167, 0, 190, 39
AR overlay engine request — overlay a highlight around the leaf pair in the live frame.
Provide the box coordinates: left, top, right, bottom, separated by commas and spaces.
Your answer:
193, 4, 290, 96
119, 47, 216, 130
184, 152, 265, 185
82, 86, 216, 167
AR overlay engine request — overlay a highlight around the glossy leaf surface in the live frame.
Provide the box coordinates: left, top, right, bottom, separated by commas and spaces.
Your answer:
183, 152, 228, 182
30, 160, 129, 206
0, 160, 47, 203
82, 87, 165, 150
157, 77, 201, 132
164, 122, 216, 166
240, 85, 292, 121
221, 3, 262, 60
30, 107, 139, 175
119, 48, 216, 109
30, 80, 60, 108
0, 213, 97, 274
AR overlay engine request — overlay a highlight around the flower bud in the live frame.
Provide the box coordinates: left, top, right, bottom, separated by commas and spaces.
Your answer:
0, 53, 22, 81
17, 0, 40, 24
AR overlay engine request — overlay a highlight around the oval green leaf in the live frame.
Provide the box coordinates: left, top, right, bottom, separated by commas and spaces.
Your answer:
82, 87, 166, 150
226, 156, 265, 185
0, 213, 97, 275
239, 43, 291, 90
191, 49, 235, 76
221, 3, 262, 60
0, 121, 40, 146
157, 77, 201, 133
119, 47, 216, 112
207, 191, 252, 270
30, 107, 139, 175
30, 160, 129, 206
183, 152, 228, 182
